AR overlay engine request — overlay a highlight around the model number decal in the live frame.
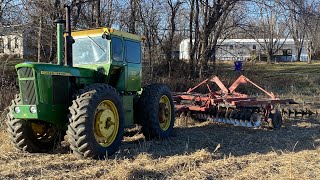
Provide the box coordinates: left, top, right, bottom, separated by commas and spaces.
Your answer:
41, 71, 72, 76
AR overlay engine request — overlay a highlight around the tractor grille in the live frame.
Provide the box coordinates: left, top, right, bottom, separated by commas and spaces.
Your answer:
18, 67, 37, 105
18, 67, 33, 78
20, 80, 36, 105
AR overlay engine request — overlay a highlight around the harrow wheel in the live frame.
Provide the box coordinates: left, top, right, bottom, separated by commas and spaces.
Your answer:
269, 110, 283, 129
6, 95, 61, 153
67, 84, 124, 159
136, 84, 175, 139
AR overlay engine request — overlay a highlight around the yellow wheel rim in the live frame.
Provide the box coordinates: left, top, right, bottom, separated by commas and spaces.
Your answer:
94, 100, 119, 147
159, 95, 172, 131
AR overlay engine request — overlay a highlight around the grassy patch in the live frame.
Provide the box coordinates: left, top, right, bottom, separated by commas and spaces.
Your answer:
0, 60, 319, 179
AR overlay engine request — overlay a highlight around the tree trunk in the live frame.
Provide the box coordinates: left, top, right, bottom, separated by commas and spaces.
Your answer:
199, 30, 210, 78
148, 43, 153, 81
296, 46, 302, 62
189, 0, 195, 78
189, 0, 199, 78
308, 53, 312, 64
72, 1, 82, 28
49, 26, 55, 63
93, 0, 101, 27
308, 43, 312, 64
129, 0, 136, 33
0, 0, 3, 24
267, 49, 272, 64
106, 0, 113, 27
37, 17, 43, 62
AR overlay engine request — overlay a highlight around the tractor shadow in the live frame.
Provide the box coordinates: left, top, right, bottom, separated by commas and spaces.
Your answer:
119, 116, 320, 160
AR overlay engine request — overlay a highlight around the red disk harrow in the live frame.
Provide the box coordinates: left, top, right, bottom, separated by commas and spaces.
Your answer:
173, 75, 302, 129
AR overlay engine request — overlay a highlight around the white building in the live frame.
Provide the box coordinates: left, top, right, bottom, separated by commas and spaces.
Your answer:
0, 26, 36, 58
179, 38, 309, 62
0, 34, 24, 57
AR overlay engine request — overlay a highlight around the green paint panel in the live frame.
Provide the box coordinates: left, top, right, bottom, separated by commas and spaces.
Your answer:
126, 63, 141, 91
15, 63, 99, 127
16, 63, 97, 78
122, 95, 134, 127
13, 104, 68, 128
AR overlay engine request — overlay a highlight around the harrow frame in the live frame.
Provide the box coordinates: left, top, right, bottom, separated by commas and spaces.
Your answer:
173, 75, 299, 128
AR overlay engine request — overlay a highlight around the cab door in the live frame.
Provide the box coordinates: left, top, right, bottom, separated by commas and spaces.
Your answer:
124, 39, 142, 91
110, 36, 126, 91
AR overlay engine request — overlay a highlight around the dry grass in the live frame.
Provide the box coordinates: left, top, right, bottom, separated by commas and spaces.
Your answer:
0, 61, 320, 179
0, 116, 319, 179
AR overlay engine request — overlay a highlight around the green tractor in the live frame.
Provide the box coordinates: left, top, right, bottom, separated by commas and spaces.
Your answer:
6, 6, 175, 158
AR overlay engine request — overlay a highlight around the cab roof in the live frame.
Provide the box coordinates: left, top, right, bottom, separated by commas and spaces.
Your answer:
72, 27, 143, 42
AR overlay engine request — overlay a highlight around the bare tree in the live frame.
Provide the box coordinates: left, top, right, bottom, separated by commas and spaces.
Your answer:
0, 0, 3, 23
196, 0, 239, 77
129, 0, 140, 33
188, 0, 200, 77
101, 0, 115, 27
285, 0, 320, 63
139, 0, 162, 80
164, 0, 184, 78
72, 0, 83, 28
91, 0, 100, 27
285, 0, 309, 62
246, 0, 290, 63
0, 0, 24, 25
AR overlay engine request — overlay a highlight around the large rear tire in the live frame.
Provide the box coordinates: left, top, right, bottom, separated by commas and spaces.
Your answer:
137, 84, 175, 139
67, 84, 124, 159
6, 95, 60, 153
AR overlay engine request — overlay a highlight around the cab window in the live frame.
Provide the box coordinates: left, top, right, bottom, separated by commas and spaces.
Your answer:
111, 37, 123, 61
125, 40, 141, 64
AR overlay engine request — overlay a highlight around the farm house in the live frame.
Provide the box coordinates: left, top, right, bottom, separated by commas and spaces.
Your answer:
179, 38, 309, 62
0, 27, 36, 59
0, 33, 24, 57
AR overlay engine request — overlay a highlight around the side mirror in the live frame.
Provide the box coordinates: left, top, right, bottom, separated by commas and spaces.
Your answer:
102, 33, 111, 40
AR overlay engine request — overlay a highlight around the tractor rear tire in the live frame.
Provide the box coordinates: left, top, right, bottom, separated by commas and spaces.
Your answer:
67, 84, 124, 159
137, 84, 175, 139
269, 110, 283, 129
6, 95, 60, 153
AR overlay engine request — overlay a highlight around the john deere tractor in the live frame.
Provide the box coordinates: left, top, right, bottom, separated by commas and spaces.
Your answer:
6, 6, 175, 158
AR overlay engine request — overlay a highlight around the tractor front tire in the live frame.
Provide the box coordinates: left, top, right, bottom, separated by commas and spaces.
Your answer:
137, 84, 175, 139
6, 95, 60, 153
67, 84, 124, 159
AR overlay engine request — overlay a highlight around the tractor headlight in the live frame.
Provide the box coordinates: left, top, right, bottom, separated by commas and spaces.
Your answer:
30, 106, 37, 114
14, 106, 21, 114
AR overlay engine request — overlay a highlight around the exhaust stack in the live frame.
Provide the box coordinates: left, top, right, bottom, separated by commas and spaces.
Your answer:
54, 5, 73, 66
64, 5, 73, 66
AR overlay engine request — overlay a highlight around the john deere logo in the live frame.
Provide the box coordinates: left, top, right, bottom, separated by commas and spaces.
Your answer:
41, 71, 72, 76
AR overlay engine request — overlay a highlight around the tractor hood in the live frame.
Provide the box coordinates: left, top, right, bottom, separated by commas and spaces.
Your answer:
15, 62, 97, 78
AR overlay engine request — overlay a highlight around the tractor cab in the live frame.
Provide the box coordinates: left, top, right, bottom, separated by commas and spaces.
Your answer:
72, 28, 142, 92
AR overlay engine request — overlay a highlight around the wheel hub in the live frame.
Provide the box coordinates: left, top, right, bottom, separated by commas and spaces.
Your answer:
159, 95, 171, 131
95, 109, 116, 138
94, 100, 119, 147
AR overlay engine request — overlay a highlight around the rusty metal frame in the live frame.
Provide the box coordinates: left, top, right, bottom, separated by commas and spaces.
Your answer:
173, 75, 297, 118
228, 75, 276, 99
